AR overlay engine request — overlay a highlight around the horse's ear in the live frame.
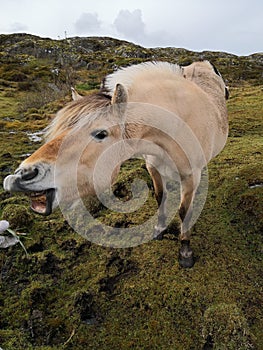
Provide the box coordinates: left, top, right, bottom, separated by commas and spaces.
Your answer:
71, 87, 83, 101
111, 84, 128, 105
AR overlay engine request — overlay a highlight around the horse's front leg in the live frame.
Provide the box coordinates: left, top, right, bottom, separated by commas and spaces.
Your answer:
178, 172, 201, 268
146, 164, 167, 239
154, 187, 167, 240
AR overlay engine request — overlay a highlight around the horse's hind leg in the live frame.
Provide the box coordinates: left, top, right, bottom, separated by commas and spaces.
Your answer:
178, 171, 201, 268
146, 164, 167, 239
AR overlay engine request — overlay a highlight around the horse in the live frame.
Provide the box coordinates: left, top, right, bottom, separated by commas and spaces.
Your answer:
3, 60, 229, 268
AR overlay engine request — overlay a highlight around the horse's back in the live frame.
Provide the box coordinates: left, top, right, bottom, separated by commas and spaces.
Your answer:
129, 75, 227, 160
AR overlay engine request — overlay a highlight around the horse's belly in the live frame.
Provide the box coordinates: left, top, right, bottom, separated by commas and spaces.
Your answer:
143, 155, 179, 181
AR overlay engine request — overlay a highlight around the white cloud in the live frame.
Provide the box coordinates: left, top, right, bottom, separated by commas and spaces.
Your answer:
114, 9, 145, 42
74, 13, 101, 34
8, 22, 28, 32
112, 9, 178, 48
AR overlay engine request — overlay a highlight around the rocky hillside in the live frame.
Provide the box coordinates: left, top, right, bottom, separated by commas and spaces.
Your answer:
0, 33, 262, 89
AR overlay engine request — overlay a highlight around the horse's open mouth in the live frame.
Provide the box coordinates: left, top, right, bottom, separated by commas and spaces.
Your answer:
27, 189, 55, 215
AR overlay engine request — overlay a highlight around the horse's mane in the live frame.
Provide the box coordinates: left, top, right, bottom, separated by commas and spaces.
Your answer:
45, 62, 183, 141
103, 61, 182, 93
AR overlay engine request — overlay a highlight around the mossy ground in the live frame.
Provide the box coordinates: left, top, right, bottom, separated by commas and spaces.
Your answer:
0, 38, 262, 349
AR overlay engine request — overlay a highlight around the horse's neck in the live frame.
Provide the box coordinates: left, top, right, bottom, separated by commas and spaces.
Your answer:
194, 74, 221, 98
192, 76, 227, 118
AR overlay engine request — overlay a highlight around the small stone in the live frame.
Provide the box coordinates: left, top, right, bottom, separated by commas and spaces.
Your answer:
0, 220, 10, 232
0, 235, 19, 248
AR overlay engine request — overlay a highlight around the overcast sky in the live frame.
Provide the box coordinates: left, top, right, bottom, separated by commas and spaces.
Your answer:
0, 0, 262, 56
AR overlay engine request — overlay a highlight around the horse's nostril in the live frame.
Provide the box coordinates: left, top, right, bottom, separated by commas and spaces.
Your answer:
21, 168, 39, 181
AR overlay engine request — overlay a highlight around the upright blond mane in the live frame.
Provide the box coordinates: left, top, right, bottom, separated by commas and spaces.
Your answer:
104, 61, 183, 93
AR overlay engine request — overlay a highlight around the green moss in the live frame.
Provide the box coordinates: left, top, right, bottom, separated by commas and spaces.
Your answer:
202, 303, 254, 349
0, 91, 19, 118
0, 329, 35, 349
1, 204, 34, 229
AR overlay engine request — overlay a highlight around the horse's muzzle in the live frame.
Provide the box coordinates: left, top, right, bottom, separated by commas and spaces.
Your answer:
3, 164, 56, 215
4, 166, 38, 192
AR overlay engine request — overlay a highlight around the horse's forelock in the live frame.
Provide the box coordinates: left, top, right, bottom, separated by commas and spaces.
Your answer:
44, 93, 112, 141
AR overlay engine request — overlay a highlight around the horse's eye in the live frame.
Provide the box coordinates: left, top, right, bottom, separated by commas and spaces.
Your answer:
91, 130, 108, 141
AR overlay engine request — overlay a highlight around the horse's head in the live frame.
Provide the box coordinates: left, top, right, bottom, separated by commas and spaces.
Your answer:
182, 60, 229, 100
3, 84, 128, 215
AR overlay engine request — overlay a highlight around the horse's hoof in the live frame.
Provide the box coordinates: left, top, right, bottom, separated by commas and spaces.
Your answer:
178, 254, 195, 268
153, 225, 166, 240
153, 232, 164, 240
178, 240, 195, 268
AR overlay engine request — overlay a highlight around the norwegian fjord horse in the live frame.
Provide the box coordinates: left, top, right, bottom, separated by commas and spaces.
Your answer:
4, 61, 229, 267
